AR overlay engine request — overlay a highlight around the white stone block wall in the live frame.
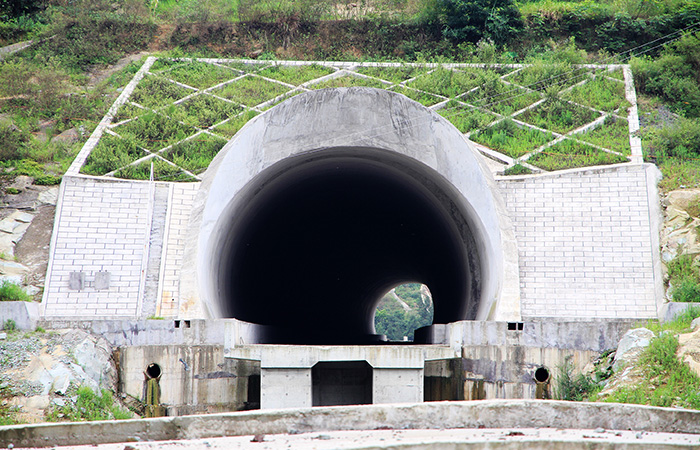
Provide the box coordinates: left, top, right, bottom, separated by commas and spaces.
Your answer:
42, 176, 152, 318
158, 182, 200, 318
497, 164, 662, 320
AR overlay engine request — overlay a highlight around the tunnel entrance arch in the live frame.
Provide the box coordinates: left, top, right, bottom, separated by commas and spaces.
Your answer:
182, 87, 520, 343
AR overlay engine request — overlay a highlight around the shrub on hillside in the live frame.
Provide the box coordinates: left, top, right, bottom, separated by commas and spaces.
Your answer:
424, 0, 524, 45
28, 0, 156, 72
0, 123, 30, 161
631, 31, 700, 117
645, 116, 700, 160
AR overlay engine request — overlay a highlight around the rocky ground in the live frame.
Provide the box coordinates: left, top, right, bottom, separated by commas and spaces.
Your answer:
0, 175, 58, 301
0, 328, 119, 423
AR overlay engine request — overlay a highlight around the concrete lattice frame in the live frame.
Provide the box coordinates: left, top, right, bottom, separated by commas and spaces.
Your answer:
181, 88, 521, 339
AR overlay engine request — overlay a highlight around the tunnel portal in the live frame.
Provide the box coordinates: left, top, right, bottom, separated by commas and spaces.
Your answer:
218, 151, 477, 343
187, 87, 516, 344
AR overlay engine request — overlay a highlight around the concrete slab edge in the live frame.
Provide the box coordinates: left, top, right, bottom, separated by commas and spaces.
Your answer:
2, 400, 699, 448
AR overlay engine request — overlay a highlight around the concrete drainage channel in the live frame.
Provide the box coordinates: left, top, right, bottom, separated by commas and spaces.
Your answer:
2, 400, 700, 449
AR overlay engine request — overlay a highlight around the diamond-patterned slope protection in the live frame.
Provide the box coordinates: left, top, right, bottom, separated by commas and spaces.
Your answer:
75, 58, 639, 181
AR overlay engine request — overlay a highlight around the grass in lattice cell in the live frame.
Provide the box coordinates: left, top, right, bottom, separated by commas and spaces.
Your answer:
149, 58, 189, 73
528, 138, 628, 171
518, 98, 600, 134
461, 76, 542, 116
407, 67, 484, 98
166, 94, 242, 129
114, 112, 195, 152
561, 74, 630, 112
390, 85, 442, 107
258, 64, 334, 86
223, 61, 270, 73
112, 102, 146, 123
80, 134, 147, 176
508, 60, 589, 93
115, 157, 196, 182
310, 75, 387, 90
164, 61, 239, 89
355, 65, 430, 84
214, 76, 291, 106
129, 75, 195, 109
162, 133, 227, 174
503, 163, 533, 175
470, 119, 554, 158
212, 110, 259, 138
438, 101, 496, 133
574, 115, 630, 155
596, 67, 625, 81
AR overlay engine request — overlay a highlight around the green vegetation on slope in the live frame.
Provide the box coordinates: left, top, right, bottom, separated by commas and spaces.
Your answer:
374, 283, 434, 341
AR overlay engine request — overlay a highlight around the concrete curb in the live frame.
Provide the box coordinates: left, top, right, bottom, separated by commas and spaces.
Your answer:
2, 400, 700, 448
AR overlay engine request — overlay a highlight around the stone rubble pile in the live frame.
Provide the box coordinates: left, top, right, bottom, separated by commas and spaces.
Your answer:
660, 189, 700, 267
0, 329, 118, 422
0, 176, 58, 296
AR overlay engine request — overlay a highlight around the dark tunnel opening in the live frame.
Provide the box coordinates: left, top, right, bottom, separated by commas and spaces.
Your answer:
215, 150, 481, 344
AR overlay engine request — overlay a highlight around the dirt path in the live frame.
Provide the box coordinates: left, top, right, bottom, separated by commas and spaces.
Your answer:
87, 51, 151, 88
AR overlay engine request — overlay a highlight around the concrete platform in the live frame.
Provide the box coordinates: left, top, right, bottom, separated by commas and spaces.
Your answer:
2, 400, 700, 448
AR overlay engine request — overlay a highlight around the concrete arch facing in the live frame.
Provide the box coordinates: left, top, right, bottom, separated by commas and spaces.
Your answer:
181, 87, 520, 343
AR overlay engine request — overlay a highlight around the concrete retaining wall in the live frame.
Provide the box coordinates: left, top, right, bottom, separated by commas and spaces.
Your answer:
118, 344, 259, 414
2, 400, 699, 448
424, 320, 634, 352
0, 301, 39, 330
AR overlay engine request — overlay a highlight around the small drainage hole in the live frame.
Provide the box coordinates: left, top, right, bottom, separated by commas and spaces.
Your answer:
534, 367, 550, 383
146, 363, 162, 379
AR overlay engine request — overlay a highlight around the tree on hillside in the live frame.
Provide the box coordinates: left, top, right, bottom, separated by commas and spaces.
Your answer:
427, 0, 523, 45
0, 0, 45, 19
